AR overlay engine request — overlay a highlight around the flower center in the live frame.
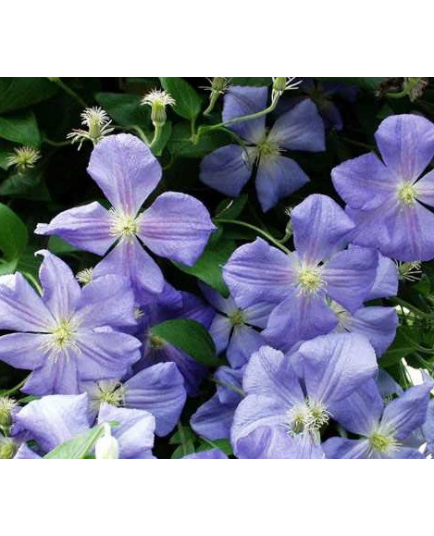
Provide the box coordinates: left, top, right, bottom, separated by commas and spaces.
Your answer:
369, 431, 399, 454
96, 381, 125, 407
297, 266, 325, 295
397, 182, 417, 206
256, 136, 281, 162
52, 320, 75, 349
110, 210, 138, 238
228, 308, 246, 326
149, 334, 166, 349
287, 398, 330, 436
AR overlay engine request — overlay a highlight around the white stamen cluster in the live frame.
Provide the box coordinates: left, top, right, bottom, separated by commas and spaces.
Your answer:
67, 106, 114, 149
396, 261, 422, 282
42, 318, 80, 358
7, 146, 40, 173
287, 398, 330, 436
109, 209, 138, 239
296, 264, 326, 296
368, 425, 400, 456
76, 268, 94, 285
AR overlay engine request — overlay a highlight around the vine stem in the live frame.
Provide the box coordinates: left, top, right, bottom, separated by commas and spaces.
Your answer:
177, 422, 188, 457
214, 218, 291, 254
149, 125, 163, 150
52, 78, 87, 108
2, 376, 28, 397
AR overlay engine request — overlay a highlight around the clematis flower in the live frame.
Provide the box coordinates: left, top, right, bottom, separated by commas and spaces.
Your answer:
82, 362, 186, 437
0, 251, 141, 395
332, 114, 434, 261
201, 284, 273, 368
135, 290, 214, 396
35, 134, 216, 299
224, 194, 378, 351
14, 393, 155, 459
191, 366, 244, 441
200, 86, 325, 212
323, 379, 433, 459
231, 333, 377, 459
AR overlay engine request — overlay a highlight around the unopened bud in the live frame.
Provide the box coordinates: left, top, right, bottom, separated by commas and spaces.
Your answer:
95, 424, 119, 459
141, 90, 176, 128
0, 436, 17, 459
0, 397, 17, 432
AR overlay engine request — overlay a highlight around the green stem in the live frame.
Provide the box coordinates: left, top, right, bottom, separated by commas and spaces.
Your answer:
211, 377, 245, 398
52, 78, 87, 108
43, 137, 71, 147
203, 91, 221, 116
390, 297, 430, 318
214, 218, 291, 254
177, 422, 188, 457
130, 125, 150, 145
386, 90, 408, 100
2, 376, 28, 397
23, 272, 43, 295
149, 125, 163, 150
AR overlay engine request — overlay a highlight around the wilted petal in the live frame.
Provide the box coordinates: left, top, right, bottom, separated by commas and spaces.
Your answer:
15, 393, 89, 453
138, 192, 215, 266
37, 250, 81, 320
93, 236, 165, 296
124, 363, 186, 437
35, 202, 114, 256
298, 332, 377, 407
200, 145, 253, 197
0, 273, 54, 332
87, 134, 162, 215
375, 114, 434, 182
223, 86, 268, 143
331, 152, 397, 211
255, 155, 309, 212
263, 291, 338, 353
322, 246, 378, 313
382, 382, 434, 441
98, 403, 155, 459
292, 194, 355, 264
223, 238, 296, 308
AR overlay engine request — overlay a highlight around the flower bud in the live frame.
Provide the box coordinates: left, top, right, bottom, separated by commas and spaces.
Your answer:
141, 90, 176, 128
95, 424, 119, 459
0, 437, 17, 459
273, 77, 288, 94
0, 397, 17, 433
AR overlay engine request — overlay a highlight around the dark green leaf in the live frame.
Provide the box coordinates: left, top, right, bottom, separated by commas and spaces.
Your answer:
0, 111, 40, 147
160, 78, 202, 121
168, 122, 230, 158
215, 195, 248, 220
43, 424, 106, 459
48, 235, 78, 254
0, 78, 57, 114
174, 235, 236, 296
380, 327, 418, 368
231, 77, 271, 87
150, 319, 219, 366
0, 203, 28, 261
95, 92, 150, 128
0, 169, 50, 200
316, 77, 387, 92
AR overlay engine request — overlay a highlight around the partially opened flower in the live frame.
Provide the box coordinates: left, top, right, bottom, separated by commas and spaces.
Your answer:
224, 194, 378, 351
201, 284, 273, 368
200, 86, 325, 212
36, 134, 216, 299
231, 333, 377, 459
0, 251, 140, 395
332, 114, 434, 261
323, 379, 433, 459
82, 362, 187, 437
14, 393, 155, 459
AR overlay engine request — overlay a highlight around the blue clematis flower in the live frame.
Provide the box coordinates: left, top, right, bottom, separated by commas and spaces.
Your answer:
14, 393, 156, 459
0, 251, 141, 395
82, 362, 187, 437
35, 134, 215, 299
191, 366, 244, 441
134, 289, 214, 396
332, 114, 434, 261
200, 284, 274, 368
200, 86, 325, 212
231, 333, 377, 459
323, 378, 433, 459
224, 194, 378, 351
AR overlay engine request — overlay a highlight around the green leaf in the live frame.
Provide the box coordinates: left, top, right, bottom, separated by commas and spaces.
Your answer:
0, 203, 28, 261
215, 195, 248, 220
0, 169, 50, 201
174, 234, 236, 296
43, 424, 106, 459
0, 111, 40, 147
168, 123, 230, 158
48, 235, 79, 254
197, 439, 233, 456
0, 78, 58, 114
160, 78, 202, 121
150, 319, 219, 366
95, 92, 150, 128
316, 77, 387, 92
231, 77, 271, 87
381, 327, 419, 368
